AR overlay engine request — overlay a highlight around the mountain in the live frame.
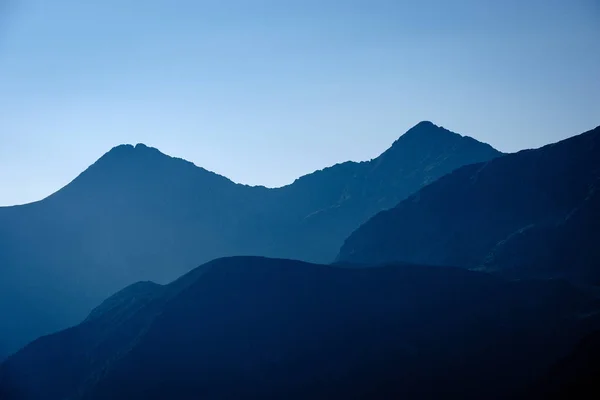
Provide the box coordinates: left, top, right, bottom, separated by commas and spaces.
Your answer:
338, 126, 600, 283
0, 121, 501, 357
2, 256, 599, 400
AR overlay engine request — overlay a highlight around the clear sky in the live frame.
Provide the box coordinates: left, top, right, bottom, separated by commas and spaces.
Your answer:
0, 0, 599, 206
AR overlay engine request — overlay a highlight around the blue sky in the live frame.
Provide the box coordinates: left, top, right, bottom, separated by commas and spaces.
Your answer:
0, 0, 599, 205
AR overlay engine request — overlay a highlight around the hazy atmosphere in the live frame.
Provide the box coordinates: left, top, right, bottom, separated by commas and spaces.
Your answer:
2, 2, 600, 399
1, 0, 599, 205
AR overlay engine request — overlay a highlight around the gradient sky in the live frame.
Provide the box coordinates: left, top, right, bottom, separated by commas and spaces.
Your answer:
0, 0, 599, 206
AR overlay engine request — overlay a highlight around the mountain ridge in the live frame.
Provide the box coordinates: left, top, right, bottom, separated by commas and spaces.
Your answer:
338, 125, 600, 283
1, 121, 499, 208
2, 256, 599, 399
0, 121, 502, 358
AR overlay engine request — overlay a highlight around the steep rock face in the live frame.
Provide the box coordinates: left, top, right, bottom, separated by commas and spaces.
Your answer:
2, 256, 599, 400
0, 122, 501, 356
338, 126, 600, 283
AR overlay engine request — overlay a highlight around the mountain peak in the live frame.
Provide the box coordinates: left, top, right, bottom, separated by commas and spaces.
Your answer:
51, 141, 237, 202
401, 121, 457, 140
104, 142, 159, 155
95, 143, 170, 167
382, 122, 465, 153
106, 143, 133, 153
411, 120, 438, 130
380, 121, 499, 160
134, 143, 154, 151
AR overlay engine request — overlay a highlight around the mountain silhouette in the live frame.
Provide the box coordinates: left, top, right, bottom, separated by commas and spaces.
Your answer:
338, 125, 600, 283
0, 121, 500, 357
2, 256, 599, 400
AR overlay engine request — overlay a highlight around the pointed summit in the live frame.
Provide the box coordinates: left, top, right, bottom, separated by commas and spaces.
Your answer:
398, 121, 460, 141
409, 120, 438, 131
379, 121, 500, 162
382, 122, 467, 155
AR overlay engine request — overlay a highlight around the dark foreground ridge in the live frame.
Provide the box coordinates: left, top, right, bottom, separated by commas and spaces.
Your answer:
2, 256, 599, 399
527, 330, 600, 399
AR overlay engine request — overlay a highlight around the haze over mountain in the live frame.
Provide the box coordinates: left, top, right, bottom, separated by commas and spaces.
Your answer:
0, 121, 500, 358
2, 256, 599, 400
2, 0, 598, 396
339, 125, 600, 283
2, 124, 600, 398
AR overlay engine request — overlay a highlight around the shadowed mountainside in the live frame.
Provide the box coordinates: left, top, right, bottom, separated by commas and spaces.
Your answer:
528, 330, 600, 399
338, 125, 600, 283
0, 121, 501, 357
1, 256, 599, 400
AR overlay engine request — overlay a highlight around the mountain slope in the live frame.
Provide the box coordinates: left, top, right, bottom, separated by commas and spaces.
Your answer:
338, 125, 600, 282
0, 122, 501, 357
274, 121, 501, 261
1, 256, 599, 400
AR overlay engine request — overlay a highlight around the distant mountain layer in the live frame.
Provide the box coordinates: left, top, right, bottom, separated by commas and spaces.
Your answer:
338, 126, 600, 283
0, 121, 501, 356
2, 256, 599, 400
